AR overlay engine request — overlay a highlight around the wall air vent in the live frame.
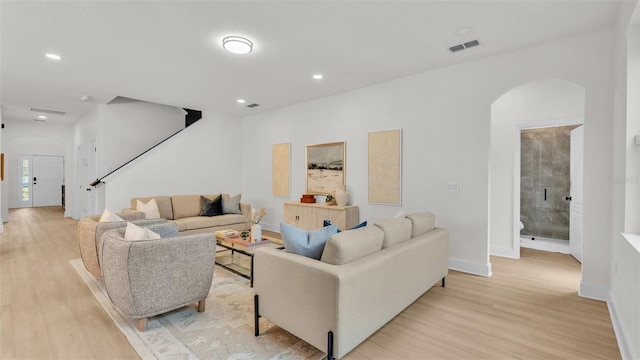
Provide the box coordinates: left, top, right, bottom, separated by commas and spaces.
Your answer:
29, 107, 66, 115
246, 103, 260, 108
449, 39, 480, 53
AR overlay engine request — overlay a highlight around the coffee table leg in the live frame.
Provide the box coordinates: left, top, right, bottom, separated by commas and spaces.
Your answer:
250, 255, 254, 287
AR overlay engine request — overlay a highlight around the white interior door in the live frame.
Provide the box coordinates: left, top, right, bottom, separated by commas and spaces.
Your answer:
33, 156, 64, 207
87, 139, 97, 216
569, 126, 584, 262
17, 155, 33, 208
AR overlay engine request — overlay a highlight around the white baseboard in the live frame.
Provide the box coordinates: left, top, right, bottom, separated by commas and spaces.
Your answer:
449, 258, 492, 277
579, 281, 609, 302
607, 297, 637, 360
260, 222, 278, 233
490, 245, 518, 259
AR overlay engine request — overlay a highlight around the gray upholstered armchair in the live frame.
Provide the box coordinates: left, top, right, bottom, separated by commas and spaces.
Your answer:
99, 222, 216, 331
77, 212, 166, 279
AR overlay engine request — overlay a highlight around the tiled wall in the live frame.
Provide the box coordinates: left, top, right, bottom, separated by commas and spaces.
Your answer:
520, 125, 579, 240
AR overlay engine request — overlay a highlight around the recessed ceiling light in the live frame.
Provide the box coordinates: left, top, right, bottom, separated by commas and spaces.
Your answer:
454, 26, 473, 36
45, 53, 62, 60
37, 115, 47, 119
312, 74, 323, 80
222, 36, 253, 55
237, 99, 246, 104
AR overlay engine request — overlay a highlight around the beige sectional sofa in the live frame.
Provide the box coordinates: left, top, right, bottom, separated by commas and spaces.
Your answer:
124, 194, 251, 235
253, 212, 449, 360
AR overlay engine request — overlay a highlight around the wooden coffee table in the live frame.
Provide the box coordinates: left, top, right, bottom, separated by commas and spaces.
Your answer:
215, 237, 280, 287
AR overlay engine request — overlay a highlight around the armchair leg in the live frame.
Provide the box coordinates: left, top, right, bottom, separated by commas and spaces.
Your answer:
327, 331, 335, 360
197, 299, 206, 312
442, 277, 446, 287
137, 318, 148, 332
254, 294, 260, 337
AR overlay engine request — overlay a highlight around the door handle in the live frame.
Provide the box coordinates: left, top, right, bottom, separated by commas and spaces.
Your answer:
86, 188, 92, 192
565, 196, 572, 201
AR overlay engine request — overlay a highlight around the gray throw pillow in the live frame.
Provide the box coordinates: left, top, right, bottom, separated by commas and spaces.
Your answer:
222, 193, 242, 214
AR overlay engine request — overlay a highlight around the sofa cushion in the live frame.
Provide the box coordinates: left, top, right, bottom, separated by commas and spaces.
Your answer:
374, 217, 412, 248
200, 195, 224, 216
216, 214, 246, 226
131, 196, 173, 219
222, 194, 242, 214
171, 195, 202, 219
175, 216, 220, 231
320, 226, 384, 265
136, 199, 161, 219
406, 212, 436, 237
99, 209, 124, 222
281, 222, 338, 260
168, 219, 188, 232
124, 222, 161, 241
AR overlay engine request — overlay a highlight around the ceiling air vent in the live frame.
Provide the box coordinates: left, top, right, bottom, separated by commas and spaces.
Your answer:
33, 118, 47, 122
30, 107, 66, 115
246, 103, 260, 108
449, 39, 480, 53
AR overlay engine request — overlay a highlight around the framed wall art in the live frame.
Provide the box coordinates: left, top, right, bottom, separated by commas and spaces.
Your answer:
305, 141, 345, 194
272, 143, 290, 197
368, 129, 402, 204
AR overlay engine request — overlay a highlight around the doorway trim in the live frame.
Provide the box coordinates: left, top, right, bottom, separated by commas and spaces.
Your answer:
513, 118, 584, 259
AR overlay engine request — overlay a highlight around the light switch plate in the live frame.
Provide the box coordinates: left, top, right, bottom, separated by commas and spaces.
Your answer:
446, 183, 459, 192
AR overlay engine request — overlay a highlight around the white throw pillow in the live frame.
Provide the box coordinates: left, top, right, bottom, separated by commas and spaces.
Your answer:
124, 222, 161, 241
136, 198, 161, 219
99, 209, 124, 222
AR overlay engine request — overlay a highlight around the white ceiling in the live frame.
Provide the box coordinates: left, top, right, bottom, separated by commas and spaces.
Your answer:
0, 1, 623, 125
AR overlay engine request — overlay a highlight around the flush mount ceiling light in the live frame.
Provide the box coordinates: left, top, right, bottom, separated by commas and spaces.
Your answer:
312, 74, 323, 80
45, 53, 62, 60
37, 115, 47, 119
222, 36, 253, 54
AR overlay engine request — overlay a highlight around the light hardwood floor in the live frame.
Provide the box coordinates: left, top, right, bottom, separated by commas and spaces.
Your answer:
1, 207, 620, 359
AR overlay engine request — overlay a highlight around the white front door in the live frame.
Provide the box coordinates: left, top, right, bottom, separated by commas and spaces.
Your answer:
33, 156, 64, 207
17, 155, 33, 208
569, 126, 584, 263
17, 155, 64, 208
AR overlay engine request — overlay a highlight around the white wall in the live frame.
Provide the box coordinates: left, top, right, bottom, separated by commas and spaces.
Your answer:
1, 119, 74, 219
73, 99, 186, 217
241, 27, 615, 280
489, 79, 585, 258
609, 2, 640, 359
97, 97, 185, 177
104, 111, 243, 212
73, 105, 99, 218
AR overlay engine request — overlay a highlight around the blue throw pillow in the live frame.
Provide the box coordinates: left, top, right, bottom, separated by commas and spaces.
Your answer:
280, 222, 338, 259
322, 220, 367, 233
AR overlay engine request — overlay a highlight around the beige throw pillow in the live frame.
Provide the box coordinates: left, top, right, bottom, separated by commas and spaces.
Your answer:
124, 222, 161, 241
99, 209, 124, 222
320, 226, 384, 265
136, 198, 161, 219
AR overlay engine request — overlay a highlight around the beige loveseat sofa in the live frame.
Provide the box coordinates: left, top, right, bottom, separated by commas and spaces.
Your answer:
253, 212, 449, 360
124, 194, 250, 235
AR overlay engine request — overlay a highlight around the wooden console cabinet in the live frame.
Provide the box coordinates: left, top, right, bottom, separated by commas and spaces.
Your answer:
283, 201, 359, 231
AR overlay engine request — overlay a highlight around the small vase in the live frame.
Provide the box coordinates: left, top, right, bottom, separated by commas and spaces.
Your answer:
335, 189, 349, 206
251, 224, 262, 242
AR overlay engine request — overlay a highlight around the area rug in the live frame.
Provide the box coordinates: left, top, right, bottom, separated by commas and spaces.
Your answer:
70, 259, 323, 360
